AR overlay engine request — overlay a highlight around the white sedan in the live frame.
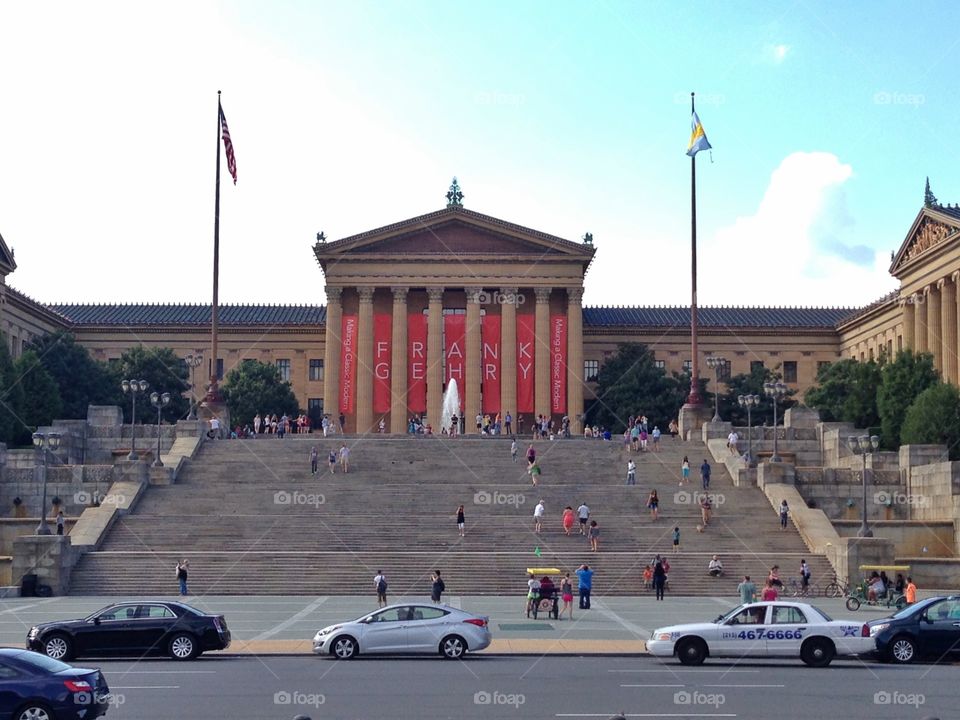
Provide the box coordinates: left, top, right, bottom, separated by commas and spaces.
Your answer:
647, 601, 874, 667
312, 603, 491, 659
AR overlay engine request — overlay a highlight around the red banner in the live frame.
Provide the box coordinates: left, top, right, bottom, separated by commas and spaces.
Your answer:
516, 314, 535, 413
407, 314, 427, 413
551, 314, 567, 414
373, 314, 392, 414
444, 314, 465, 410
481, 314, 501, 414
339, 315, 357, 414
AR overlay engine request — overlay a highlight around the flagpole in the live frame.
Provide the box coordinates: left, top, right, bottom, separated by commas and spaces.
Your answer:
207, 90, 222, 402
686, 91, 702, 406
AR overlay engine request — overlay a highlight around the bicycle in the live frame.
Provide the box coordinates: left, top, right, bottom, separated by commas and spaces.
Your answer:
823, 573, 850, 598
786, 576, 820, 598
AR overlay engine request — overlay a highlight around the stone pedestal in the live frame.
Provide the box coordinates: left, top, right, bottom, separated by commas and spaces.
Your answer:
757, 461, 796, 489
198, 402, 231, 439
678, 404, 711, 441
835, 536, 896, 587
784, 407, 819, 429
12, 536, 74, 596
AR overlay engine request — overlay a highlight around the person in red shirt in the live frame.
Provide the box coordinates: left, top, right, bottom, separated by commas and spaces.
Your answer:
761, 579, 779, 601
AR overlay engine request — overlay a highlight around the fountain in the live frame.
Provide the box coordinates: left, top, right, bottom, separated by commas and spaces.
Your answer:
440, 378, 461, 435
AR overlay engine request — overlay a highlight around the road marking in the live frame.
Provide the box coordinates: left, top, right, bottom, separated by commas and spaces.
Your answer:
250, 597, 327, 641
703, 684, 784, 688
621, 683, 685, 687
111, 685, 181, 690
0, 599, 59, 615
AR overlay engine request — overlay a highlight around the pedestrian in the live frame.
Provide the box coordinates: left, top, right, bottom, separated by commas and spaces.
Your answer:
708, 555, 723, 577
672, 525, 681, 553
738, 575, 757, 603
639, 427, 648, 452
526, 443, 536, 467
761, 579, 778, 601
476, 412, 483, 434
529, 459, 541, 486
669, 419, 679, 439
647, 489, 660, 520
700, 459, 711, 490
800, 559, 811, 592
511, 439, 518, 462
589, 520, 600, 552
176, 559, 189, 596
577, 501, 590, 535
779, 499, 789, 530
374, 570, 388, 608
322, 415, 329, 437
652, 556, 666, 601
560, 573, 574, 620
56, 510, 65, 536
328, 447, 337, 474
338, 412, 345, 433
310, 446, 318, 475
576, 564, 593, 609
905, 576, 917, 604
533, 499, 545, 533
254, 413, 262, 435
562, 506, 575, 536
431, 570, 445, 603
727, 429, 739, 455
339, 442, 350, 473
378, 417, 386, 433
626, 459, 636, 486
525, 573, 541, 616
505, 411, 513, 436
456, 504, 465, 537
652, 426, 661, 451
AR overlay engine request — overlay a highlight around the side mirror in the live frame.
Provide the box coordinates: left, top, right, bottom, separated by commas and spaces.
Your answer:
93, 617, 101, 626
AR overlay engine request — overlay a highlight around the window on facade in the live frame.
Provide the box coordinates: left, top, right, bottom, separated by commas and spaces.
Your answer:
654, 359, 665, 370
750, 360, 764, 374
717, 362, 731, 382
584, 360, 599, 382
897, 336, 903, 352
309, 359, 324, 381
682, 360, 692, 372
817, 360, 831, 375
783, 361, 797, 383
888, 340, 894, 357
307, 398, 323, 419
276, 359, 291, 382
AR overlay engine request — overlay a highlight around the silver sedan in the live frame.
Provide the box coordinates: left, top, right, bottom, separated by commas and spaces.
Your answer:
313, 603, 492, 659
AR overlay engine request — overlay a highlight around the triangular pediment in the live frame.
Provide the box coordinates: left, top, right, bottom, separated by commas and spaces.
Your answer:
0, 231, 17, 277
313, 207, 595, 267
889, 206, 960, 277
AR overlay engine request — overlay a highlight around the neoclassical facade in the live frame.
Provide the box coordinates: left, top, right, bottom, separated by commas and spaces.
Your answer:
2, 183, 959, 431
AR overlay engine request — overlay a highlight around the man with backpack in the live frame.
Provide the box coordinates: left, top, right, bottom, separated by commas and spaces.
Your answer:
431, 569, 445, 603
374, 570, 388, 608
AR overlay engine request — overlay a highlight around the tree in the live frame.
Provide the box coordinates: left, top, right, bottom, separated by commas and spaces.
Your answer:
0, 334, 27, 445
804, 359, 882, 428
586, 343, 688, 432
718, 365, 796, 426
28, 331, 120, 419
900, 383, 960, 460
221, 360, 300, 428
877, 350, 939, 449
11, 350, 63, 445
116, 346, 190, 423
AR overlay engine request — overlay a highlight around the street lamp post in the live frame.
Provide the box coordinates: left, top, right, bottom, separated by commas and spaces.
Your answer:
706, 356, 728, 422
763, 381, 787, 463
738, 394, 760, 466
32, 431, 62, 536
150, 391, 172, 467
121, 379, 149, 461
848, 435, 879, 538
185, 354, 203, 420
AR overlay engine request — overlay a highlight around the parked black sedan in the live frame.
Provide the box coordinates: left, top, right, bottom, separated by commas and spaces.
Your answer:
27, 601, 230, 662
868, 595, 960, 663
0, 648, 110, 720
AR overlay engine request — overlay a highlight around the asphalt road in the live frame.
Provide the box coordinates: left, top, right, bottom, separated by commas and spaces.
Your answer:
91, 655, 952, 720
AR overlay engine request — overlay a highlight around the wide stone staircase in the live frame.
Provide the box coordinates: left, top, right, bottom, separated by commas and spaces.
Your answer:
70, 434, 833, 596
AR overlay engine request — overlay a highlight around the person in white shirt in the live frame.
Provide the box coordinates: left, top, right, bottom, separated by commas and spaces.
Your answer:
209, 416, 221, 440
374, 571, 388, 608
727, 430, 739, 455
626, 459, 637, 485
577, 502, 590, 535
533, 500, 545, 533
708, 555, 724, 577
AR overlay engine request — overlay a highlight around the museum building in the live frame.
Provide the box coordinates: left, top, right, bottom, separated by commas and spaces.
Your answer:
1, 183, 959, 433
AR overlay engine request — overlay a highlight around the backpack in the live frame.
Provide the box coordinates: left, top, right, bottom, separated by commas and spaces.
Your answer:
436, 578, 445, 593
377, 578, 387, 593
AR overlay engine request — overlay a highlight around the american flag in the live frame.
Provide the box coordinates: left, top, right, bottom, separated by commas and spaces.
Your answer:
219, 103, 237, 185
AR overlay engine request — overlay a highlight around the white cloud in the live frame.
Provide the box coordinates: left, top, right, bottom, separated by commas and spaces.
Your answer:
773, 43, 790, 62
699, 152, 896, 307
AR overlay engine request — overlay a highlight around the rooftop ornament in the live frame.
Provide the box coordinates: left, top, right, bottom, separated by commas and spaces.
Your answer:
315, 231, 327, 244
446, 177, 464, 208
924, 176, 939, 208
583, 232, 593, 245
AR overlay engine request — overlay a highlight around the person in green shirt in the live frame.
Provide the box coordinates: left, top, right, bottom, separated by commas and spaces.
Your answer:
737, 575, 757, 604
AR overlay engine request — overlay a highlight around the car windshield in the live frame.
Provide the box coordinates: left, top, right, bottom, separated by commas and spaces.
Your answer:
15, 651, 72, 674
716, 604, 749, 623
891, 597, 937, 620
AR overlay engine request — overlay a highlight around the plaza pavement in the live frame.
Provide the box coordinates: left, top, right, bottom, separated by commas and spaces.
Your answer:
0, 592, 918, 656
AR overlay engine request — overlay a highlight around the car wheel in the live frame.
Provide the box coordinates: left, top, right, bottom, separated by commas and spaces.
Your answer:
42, 633, 73, 661
15, 703, 54, 720
800, 638, 835, 667
888, 635, 917, 664
845, 596, 861, 611
676, 638, 707, 666
168, 633, 198, 661
332, 636, 358, 659
440, 635, 467, 659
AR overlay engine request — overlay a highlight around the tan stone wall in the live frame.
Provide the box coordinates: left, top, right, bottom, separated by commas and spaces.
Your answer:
837, 298, 902, 361
0, 291, 67, 358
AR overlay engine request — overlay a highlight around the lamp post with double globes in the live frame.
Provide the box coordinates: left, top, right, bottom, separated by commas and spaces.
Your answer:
738, 394, 760, 466
150, 392, 172, 467
32, 431, 61, 536
121, 379, 149, 461
848, 435, 879, 538
706, 356, 728, 422
763, 381, 788, 463
185, 354, 203, 420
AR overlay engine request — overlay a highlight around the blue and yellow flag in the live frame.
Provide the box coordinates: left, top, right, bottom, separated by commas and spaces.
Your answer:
687, 111, 712, 157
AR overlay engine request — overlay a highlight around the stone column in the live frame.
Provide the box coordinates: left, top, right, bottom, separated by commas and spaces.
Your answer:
322, 286, 342, 423
534, 287, 552, 419
566, 286, 584, 435
426, 287, 444, 428
390, 286, 409, 433
942, 277, 958, 384
901, 296, 915, 352
500, 287, 518, 427
465, 288, 482, 433
928, 283, 941, 373
355, 286, 375, 434
915, 288, 928, 354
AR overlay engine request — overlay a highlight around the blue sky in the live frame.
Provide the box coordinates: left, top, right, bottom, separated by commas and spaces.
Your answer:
1, 0, 957, 307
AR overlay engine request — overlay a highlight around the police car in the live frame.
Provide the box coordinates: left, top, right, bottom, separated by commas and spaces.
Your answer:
647, 601, 873, 667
